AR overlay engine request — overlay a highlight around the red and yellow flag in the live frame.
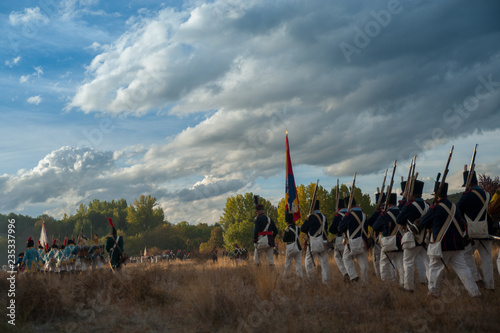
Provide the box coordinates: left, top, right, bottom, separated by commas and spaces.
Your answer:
285, 131, 301, 222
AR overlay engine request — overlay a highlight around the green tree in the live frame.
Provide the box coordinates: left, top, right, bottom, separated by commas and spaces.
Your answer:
199, 225, 224, 252
219, 193, 277, 250
126, 195, 165, 235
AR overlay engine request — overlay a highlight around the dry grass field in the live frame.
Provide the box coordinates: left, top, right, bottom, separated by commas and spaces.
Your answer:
1, 250, 500, 333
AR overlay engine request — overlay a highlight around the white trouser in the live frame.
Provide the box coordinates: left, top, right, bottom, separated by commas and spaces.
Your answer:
283, 250, 303, 278
333, 249, 348, 276
381, 251, 404, 287
464, 240, 494, 289
403, 246, 429, 290
305, 249, 330, 283
428, 251, 480, 297
343, 246, 369, 283
372, 244, 381, 279
464, 244, 481, 282
254, 247, 274, 265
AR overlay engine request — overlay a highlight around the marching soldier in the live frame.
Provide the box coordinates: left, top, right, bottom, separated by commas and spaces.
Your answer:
106, 218, 125, 270
22, 237, 42, 273
329, 197, 350, 281
283, 212, 304, 278
211, 246, 218, 263
373, 193, 404, 287
253, 203, 278, 266
301, 200, 329, 283
338, 198, 370, 283
419, 181, 480, 297
233, 243, 242, 261
397, 180, 430, 291
44, 240, 60, 272
63, 238, 77, 272
458, 171, 495, 290
241, 244, 249, 260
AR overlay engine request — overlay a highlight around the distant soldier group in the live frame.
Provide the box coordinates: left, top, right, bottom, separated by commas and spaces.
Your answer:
14, 217, 125, 273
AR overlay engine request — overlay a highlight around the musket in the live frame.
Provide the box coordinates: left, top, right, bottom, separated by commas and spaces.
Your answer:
309, 179, 320, 215
401, 156, 417, 199
384, 161, 397, 212
407, 157, 417, 201
464, 144, 478, 191
433, 146, 454, 204
402, 157, 415, 200
376, 169, 388, 208
347, 173, 357, 212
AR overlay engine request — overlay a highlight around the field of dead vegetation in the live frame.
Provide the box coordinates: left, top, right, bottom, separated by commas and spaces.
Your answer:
1, 250, 500, 333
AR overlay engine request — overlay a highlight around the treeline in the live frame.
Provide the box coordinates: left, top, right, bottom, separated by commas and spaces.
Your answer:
0, 195, 219, 266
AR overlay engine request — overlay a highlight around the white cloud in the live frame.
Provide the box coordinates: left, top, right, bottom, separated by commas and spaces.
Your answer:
19, 66, 44, 83
27, 95, 42, 105
5, 56, 21, 67
9, 7, 50, 26
19, 75, 31, 83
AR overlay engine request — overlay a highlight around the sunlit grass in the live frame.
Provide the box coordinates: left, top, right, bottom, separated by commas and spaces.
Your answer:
1, 248, 500, 332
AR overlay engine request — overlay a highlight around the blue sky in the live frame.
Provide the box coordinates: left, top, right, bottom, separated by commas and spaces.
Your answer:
1, 0, 500, 224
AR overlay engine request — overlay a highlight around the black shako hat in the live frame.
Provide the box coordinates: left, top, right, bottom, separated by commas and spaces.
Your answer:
375, 192, 386, 205
433, 181, 448, 197
462, 170, 478, 187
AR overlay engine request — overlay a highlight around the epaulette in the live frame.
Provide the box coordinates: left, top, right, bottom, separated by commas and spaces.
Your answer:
405, 200, 414, 207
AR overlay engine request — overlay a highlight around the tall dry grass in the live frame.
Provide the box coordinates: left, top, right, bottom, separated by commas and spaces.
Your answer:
1, 249, 500, 333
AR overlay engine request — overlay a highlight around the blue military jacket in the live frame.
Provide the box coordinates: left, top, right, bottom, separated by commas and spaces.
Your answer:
338, 207, 368, 241
328, 209, 346, 237
253, 214, 278, 246
457, 185, 494, 236
373, 206, 403, 251
420, 198, 466, 251
301, 210, 328, 240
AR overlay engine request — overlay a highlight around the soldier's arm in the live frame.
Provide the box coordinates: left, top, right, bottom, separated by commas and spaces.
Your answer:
253, 218, 259, 242
337, 214, 349, 233
366, 210, 381, 227
457, 192, 469, 216
396, 205, 410, 227
372, 213, 385, 232
272, 220, 279, 238
419, 206, 435, 229
300, 217, 310, 234
329, 214, 340, 234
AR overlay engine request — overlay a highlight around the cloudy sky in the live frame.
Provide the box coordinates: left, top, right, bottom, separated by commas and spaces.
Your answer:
1, 0, 500, 224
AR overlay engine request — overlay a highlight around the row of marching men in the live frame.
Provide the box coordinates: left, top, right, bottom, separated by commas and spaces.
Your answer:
280, 171, 500, 297
20, 235, 106, 273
